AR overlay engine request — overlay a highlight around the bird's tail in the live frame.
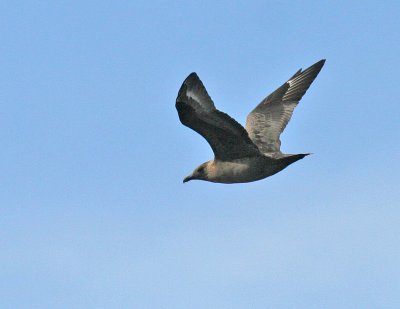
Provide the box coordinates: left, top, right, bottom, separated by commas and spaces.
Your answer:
280, 153, 310, 166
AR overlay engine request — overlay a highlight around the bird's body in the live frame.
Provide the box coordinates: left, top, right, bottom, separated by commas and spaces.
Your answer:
186, 154, 308, 184
176, 60, 325, 184
198, 157, 270, 184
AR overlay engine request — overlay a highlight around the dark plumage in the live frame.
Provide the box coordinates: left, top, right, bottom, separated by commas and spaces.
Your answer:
176, 60, 325, 184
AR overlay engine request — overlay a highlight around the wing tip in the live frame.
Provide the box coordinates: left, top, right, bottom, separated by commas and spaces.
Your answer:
184, 72, 199, 84
313, 59, 326, 70
187, 71, 198, 78
177, 72, 199, 102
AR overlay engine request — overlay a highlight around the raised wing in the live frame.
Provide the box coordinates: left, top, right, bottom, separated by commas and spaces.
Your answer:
246, 59, 325, 155
176, 73, 261, 161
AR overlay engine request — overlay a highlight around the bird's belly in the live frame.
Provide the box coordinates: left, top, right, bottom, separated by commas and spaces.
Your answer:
209, 158, 278, 184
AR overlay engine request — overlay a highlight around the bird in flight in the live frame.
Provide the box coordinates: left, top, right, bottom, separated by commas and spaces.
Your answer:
176, 59, 325, 184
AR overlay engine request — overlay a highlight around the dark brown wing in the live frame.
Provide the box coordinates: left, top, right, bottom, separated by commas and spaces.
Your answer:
176, 73, 261, 161
246, 59, 325, 155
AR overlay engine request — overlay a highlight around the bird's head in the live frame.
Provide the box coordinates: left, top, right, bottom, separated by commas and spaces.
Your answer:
183, 162, 210, 183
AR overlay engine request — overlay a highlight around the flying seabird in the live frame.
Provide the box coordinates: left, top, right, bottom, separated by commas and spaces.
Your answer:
176, 59, 325, 184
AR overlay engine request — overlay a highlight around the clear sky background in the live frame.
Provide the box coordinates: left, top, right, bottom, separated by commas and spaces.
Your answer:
1, 1, 399, 308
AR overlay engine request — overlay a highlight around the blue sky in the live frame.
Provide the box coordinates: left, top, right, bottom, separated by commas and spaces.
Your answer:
1, 1, 400, 308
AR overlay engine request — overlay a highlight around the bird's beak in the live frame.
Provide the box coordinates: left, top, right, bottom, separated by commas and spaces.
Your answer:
183, 175, 193, 183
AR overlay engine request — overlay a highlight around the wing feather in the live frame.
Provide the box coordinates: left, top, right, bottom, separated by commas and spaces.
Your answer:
246, 60, 325, 155
176, 73, 261, 161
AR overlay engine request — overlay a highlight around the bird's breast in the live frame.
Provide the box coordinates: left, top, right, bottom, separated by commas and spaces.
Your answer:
207, 158, 269, 183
